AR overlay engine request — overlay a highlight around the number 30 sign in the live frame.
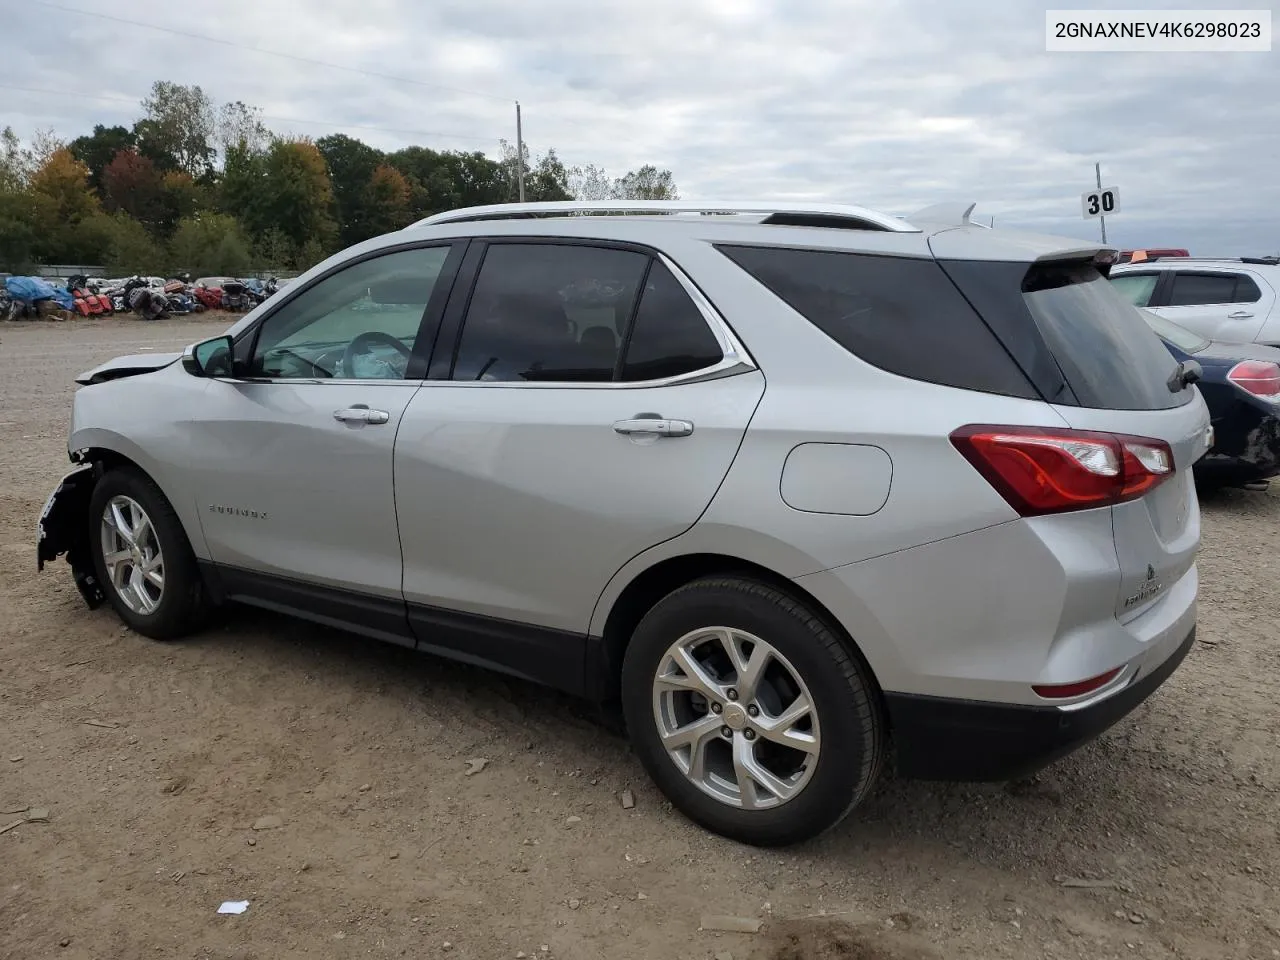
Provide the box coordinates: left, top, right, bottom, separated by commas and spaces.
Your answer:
1082, 186, 1120, 219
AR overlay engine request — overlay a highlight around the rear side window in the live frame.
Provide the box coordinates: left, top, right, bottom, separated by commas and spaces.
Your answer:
1167, 273, 1238, 306
1167, 271, 1261, 306
716, 245, 1037, 398
1020, 263, 1187, 410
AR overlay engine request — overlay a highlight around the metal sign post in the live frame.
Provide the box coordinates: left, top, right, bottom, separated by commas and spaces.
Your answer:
1095, 162, 1106, 244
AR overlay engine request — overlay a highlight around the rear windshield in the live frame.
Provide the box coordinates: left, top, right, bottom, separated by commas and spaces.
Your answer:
939, 259, 1192, 411
1020, 263, 1190, 410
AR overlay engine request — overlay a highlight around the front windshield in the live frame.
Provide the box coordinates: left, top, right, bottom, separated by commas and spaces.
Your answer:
1139, 308, 1209, 353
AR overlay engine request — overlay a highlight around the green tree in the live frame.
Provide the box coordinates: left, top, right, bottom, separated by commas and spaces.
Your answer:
68, 125, 137, 196
317, 133, 385, 246
615, 165, 679, 200
134, 81, 217, 177
526, 149, 572, 202
259, 139, 338, 254
253, 227, 296, 274
169, 214, 252, 276
86, 212, 165, 275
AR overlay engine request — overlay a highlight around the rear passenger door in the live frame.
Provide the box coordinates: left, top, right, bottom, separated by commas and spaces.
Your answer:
1148, 269, 1272, 344
393, 240, 765, 681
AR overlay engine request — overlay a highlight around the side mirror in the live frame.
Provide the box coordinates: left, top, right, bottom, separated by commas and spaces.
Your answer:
182, 335, 235, 378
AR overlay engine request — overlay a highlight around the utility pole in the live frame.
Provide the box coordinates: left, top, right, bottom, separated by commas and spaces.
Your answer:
515, 101, 526, 203
1095, 161, 1107, 244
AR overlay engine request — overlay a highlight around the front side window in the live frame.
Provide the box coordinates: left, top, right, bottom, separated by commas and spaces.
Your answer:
1109, 272, 1160, 307
250, 246, 450, 380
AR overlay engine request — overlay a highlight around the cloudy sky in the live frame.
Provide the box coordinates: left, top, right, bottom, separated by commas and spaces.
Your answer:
4, 0, 1277, 253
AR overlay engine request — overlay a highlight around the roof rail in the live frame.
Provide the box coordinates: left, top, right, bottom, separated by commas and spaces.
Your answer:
1130, 255, 1278, 265
411, 200, 920, 233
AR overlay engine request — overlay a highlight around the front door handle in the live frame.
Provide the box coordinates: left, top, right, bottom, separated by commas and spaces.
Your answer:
613, 418, 694, 438
333, 407, 390, 425
1228, 310, 1255, 319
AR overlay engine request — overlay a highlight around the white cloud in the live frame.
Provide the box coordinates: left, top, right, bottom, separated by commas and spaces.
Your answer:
3, 0, 1277, 253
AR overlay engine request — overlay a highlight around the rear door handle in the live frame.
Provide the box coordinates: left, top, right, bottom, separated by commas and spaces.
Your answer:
1228, 310, 1255, 319
333, 406, 390, 425
613, 418, 694, 438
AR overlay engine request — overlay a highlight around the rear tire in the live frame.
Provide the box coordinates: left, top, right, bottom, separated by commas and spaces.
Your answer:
88, 467, 207, 640
621, 576, 884, 846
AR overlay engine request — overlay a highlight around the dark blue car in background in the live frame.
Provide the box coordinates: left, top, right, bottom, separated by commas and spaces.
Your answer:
1141, 309, 1280, 490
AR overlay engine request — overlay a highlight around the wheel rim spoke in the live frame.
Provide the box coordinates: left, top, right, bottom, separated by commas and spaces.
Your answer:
755, 694, 819, 754
656, 644, 724, 699
732, 735, 798, 809
719, 628, 770, 702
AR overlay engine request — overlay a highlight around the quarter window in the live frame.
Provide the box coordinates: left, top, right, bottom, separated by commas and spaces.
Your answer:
621, 261, 724, 381
250, 246, 450, 380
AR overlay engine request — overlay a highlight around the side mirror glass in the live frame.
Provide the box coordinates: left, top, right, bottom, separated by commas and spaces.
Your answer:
183, 335, 235, 378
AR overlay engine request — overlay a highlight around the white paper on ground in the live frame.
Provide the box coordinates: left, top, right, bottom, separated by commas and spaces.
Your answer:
217, 901, 249, 915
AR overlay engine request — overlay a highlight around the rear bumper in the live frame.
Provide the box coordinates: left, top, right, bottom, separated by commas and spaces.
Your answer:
885, 624, 1196, 781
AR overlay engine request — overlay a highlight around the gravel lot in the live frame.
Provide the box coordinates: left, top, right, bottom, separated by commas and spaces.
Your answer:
1, 316, 1278, 960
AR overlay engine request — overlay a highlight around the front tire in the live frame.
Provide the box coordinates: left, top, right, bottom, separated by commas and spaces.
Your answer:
621, 576, 884, 846
88, 467, 207, 640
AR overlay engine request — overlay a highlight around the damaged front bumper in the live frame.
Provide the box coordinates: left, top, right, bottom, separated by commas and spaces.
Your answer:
37, 464, 105, 609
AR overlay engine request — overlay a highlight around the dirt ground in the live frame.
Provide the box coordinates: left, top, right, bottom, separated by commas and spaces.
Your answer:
1, 315, 1278, 960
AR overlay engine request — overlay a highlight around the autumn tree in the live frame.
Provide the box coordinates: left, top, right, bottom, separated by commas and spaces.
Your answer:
69, 124, 137, 195
363, 164, 412, 237
28, 148, 104, 263
102, 149, 165, 227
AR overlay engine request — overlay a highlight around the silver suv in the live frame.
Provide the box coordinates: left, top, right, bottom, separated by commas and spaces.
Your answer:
38, 200, 1210, 846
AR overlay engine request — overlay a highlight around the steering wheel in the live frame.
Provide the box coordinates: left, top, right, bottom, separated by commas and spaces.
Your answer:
343, 331, 413, 377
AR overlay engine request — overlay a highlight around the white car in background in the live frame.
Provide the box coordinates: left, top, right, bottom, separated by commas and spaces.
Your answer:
1110, 256, 1280, 346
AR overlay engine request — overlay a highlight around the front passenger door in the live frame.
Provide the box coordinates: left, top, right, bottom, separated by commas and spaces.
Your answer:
185, 243, 463, 616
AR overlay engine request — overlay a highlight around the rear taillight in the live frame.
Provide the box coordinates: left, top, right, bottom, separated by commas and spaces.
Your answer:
1227, 360, 1280, 400
950, 425, 1175, 516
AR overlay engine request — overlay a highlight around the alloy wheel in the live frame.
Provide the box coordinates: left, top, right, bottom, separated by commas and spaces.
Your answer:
100, 495, 165, 615
651, 626, 821, 810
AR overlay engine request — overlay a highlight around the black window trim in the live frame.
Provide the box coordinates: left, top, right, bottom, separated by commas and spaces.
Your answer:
225, 239, 469, 384
422, 235, 757, 390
